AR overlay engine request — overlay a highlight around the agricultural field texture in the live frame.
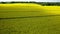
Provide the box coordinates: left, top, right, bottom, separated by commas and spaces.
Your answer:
0, 3, 60, 34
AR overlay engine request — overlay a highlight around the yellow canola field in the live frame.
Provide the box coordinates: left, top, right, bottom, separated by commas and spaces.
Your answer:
0, 3, 60, 14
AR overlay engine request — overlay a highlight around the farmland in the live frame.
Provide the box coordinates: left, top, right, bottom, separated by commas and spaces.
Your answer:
0, 3, 60, 34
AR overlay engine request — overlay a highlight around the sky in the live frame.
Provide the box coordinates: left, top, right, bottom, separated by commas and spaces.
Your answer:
0, 0, 60, 2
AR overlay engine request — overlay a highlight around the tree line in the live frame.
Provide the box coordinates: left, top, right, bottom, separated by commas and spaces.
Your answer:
0, 2, 60, 6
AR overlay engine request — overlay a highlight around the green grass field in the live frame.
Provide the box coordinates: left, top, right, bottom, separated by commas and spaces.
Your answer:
0, 3, 60, 34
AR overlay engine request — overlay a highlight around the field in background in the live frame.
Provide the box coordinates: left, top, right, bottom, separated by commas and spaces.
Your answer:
0, 3, 60, 34
0, 3, 60, 18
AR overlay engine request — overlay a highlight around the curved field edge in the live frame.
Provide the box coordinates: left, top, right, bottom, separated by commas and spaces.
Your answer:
0, 3, 60, 18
